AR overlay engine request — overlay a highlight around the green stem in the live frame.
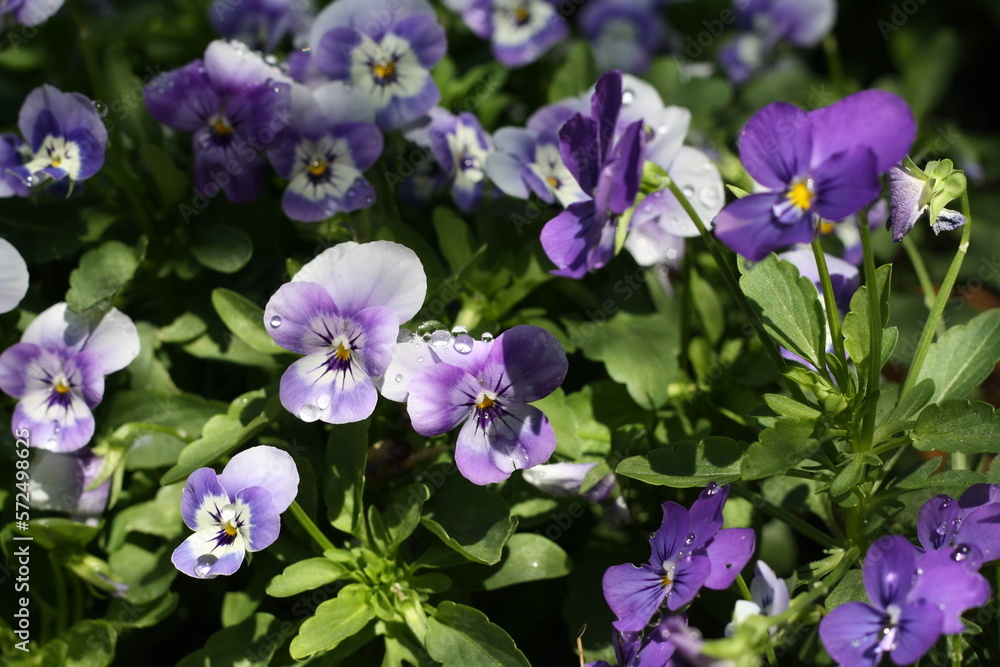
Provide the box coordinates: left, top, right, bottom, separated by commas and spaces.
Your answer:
49, 551, 69, 639
732, 484, 839, 549
901, 235, 942, 333
899, 192, 973, 399
857, 211, 882, 453
667, 180, 787, 372
822, 35, 847, 92
289, 501, 337, 553
810, 235, 848, 378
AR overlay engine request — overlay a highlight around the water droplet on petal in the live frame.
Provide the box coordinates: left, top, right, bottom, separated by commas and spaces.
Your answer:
451, 325, 468, 336
936, 522, 949, 536
93, 101, 109, 118
480, 332, 494, 343
851, 640, 860, 648
416, 321, 443, 337
195, 554, 217, 578
699, 187, 720, 207
365, 195, 374, 204
952, 544, 972, 562
656, 124, 669, 135
940, 498, 953, 510
429, 330, 450, 347
396, 329, 415, 344
298, 404, 320, 422
453, 334, 474, 353
394, 373, 403, 382
705, 481, 720, 495
416, 356, 424, 363
622, 88, 635, 105
315, 394, 331, 410
270, 315, 282, 328
685, 533, 696, 545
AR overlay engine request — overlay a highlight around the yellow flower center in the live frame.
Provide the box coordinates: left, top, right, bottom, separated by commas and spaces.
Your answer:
213, 118, 232, 136
308, 159, 327, 177
51, 157, 62, 168
514, 6, 530, 23
819, 221, 836, 235
476, 396, 496, 410
373, 60, 395, 80
54, 380, 71, 394
661, 572, 672, 588
787, 181, 814, 211
547, 176, 560, 189
334, 342, 352, 362
223, 521, 238, 537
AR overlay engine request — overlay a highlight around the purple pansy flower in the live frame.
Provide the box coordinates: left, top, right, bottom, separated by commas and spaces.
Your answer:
406, 325, 568, 485
0, 0, 66, 26
144, 40, 292, 203
7, 85, 108, 190
0, 303, 140, 452
309, 0, 446, 131
714, 90, 916, 261
587, 615, 683, 667
726, 561, 789, 636
267, 83, 383, 222
485, 127, 587, 207
0, 238, 29, 313
28, 448, 110, 522
917, 485, 1000, 563
887, 164, 967, 242
522, 461, 629, 525
540, 70, 645, 278
602, 482, 755, 632
579, 0, 665, 74
819, 535, 990, 666
172, 446, 299, 579
209, 0, 314, 53
422, 108, 494, 211
1, 133, 31, 198
264, 241, 427, 424
444, 0, 568, 68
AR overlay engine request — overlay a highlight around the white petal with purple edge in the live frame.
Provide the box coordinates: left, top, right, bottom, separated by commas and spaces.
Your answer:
279, 352, 378, 424
171, 528, 247, 579
454, 401, 556, 485
219, 446, 300, 514
0, 238, 29, 313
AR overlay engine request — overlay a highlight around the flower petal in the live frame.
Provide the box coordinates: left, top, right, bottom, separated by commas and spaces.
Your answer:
181, 467, 230, 531
0, 238, 29, 314
714, 192, 814, 261
453, 401, 556, 485
811, 146, 881, 222
916, 494, 963, 552
891, 600, 944, 665
279, 352, 378, 424
603, 562, 668, 633
234, 485, 281, 551
738, 102, 811, 189
171, 529, 246, 579
818, 602, 886, 667
479, 325, 567, 403
406, 362, 479, 436
910, 547, 990, 635
264, 281, 343, 354
864, 535, 916, 610
702, 528, 755, 590
218, 446, 300, 514
809, 90, 915, 174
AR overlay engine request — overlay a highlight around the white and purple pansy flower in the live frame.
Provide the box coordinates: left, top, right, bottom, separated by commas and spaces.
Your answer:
0, 0, 66, 26
405, 324, 568, 485
444, 0, 568, 68
267, 83, 383, 222
309, 0, 446, 131
172, 445, 299, 579
0, 303, 140, 452
0, 238, 29, 313
424, 108, 494, 212
28, 448, 110, 522
209, 0, 314, 53
1, 133, 31, 198
485, 127, 587, 208
144, 39, 292, 203
8, 85, 108, 190
264, 240, 427, 424
579, 0, 666, 74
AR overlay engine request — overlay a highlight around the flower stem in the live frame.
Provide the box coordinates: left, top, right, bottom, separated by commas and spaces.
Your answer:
901, 235, 942, 330
810, 235, 848, 379
667, 180, 787, 372
857, 209, 882, 453
822, 35, 847, 93
732, 484, 839, 549
899, 191, 973, 399
289, 500, 337, 553
49, 551, 69, 639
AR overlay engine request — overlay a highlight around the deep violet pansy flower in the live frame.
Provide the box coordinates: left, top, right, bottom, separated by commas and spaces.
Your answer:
1, 134, 31, 198
587, 615, 683, 667
0, 238, 29, 313
172, 446, 299, 579
540, 70, 645, 278
208, 0, 314, 53
264, 241, 427, 424
443, 0, 568, 68
406, 325, 568, 485
309, 0, 446, 131
7, 85, 108, 190
819, 535, 990, 666
266, 82, 383, 222
602, 482, 755, 633
714, 90, 916, 261
579, 0, 666, 74
0, 303, 140, 452
144, 40, 292, 203
917, 485, 1000, 563
0, 0, 66, 26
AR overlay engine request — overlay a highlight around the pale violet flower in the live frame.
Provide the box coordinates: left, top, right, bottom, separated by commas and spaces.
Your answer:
0, 238, 29, 313
444, 0, 568, 68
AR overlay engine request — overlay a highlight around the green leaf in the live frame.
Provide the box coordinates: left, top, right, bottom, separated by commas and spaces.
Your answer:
290, 585, 375, 659
691, 269, 725, 344
157, 312, 208, 344
763, 394, 821, 420
66, 239, 147, 316
826, 570, 867, 610
532, 386, 612, 460
741, 418, 819, 480
829, 457, 867, 499
873, 378, 935, 444
911, 400, 1000, 453
454, 534, 571, 591
211, 288, 284, 355
421, 475, 517, 565
433, 207, 475, 273
161, 387, 280, 486
581, 311, 680, 410
843, 265, 892, 366
9, 518, 100, 549
547, 41, 596, 103
63, 619, 117, 667
426, 602, 531, 667
107, 543, 177, 605
914, 309, 1000, 404
266, 558, 349, 598
190, 224, 253, 273
384, 484, 431, 550
739, 254, 826, 367
616, 437, 746, 488
139, 143, 188, 208
326, 421, 369, 537
107, 484, 184, 551
177, 613, 283, 667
